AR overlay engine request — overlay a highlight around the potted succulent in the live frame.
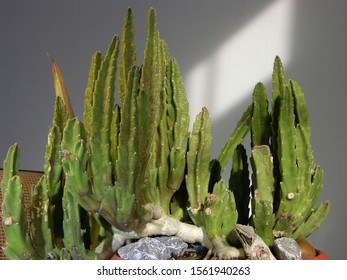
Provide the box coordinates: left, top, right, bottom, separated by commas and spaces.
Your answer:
1, 8, 329, 260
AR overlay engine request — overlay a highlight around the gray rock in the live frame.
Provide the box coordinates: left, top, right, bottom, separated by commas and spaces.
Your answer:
273, 237, 303, 260
118, 237, 171, 260
155, 236, 188, 258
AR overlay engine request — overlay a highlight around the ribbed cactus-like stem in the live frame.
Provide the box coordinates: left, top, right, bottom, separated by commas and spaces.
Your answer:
292, 200, 330, 239
114, 66, 143, 229
88, 36, 119, 201
273, 80, 330, 237
44, 97, 69, 246
1, 144, 19, 195
29, 176, 54, 257
45, 125, 63, 200
250, 145, 275, 245
62, 187, 93, 259
274, 85, 297, 231
135, 9, 166, 206
271, 56, 286, 212
186, 107, 212, 225
139, 8, 165, 130
61, 119, 100, 217
271, 56, 286, 155
186, 108, 238, 240
1, 145, 39, 259
84, 51, 102, 136
204, 180, 238, 239
218, 105, 252, 173
251, 82, 270, 146
118, 8, 136, 106
249, 82, 275, 245
110, 104, 120, 182
158, 58, 190, 213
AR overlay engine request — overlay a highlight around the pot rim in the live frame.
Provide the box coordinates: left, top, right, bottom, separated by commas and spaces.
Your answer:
306, 249, 328, 260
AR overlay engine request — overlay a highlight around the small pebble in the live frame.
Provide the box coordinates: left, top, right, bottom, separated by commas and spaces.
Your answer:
118, 237, 171, 260
273, 237, 302, 260
155, 236, 188, 258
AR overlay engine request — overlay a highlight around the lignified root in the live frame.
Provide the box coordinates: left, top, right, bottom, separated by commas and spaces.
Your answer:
211, 236, 245, 259
138, 204, 243, 259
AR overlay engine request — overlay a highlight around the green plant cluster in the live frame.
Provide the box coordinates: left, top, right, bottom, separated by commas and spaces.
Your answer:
1, 8, 329, 259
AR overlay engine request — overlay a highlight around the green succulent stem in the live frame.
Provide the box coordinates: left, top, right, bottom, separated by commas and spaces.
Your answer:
250, 145, 275, 245
186, 107, 212, 225
1, 145, 39, 259
218, 105, 252, 173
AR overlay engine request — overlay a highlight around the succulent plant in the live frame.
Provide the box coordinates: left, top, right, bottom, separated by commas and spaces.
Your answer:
1, 8, 329, 260
247, 57, 330, 245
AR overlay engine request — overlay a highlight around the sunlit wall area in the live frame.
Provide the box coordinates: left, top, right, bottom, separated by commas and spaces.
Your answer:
186, 0, 295, 129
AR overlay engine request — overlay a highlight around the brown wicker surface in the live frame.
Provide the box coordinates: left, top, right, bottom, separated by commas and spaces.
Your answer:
0, 170, 43, 260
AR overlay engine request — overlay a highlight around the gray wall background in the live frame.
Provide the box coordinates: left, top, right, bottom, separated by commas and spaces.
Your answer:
1, 0, 346, 259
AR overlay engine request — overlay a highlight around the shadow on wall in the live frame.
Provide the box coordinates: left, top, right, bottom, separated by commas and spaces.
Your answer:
182, 0, 295, 159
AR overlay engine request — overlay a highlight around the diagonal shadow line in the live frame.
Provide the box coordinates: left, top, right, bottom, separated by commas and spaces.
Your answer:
183, 0, 296, 162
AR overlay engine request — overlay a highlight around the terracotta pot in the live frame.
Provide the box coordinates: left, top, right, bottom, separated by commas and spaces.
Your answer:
295, 238, 328, 260
110, 253, 125, 260
307, 249, 328, 260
